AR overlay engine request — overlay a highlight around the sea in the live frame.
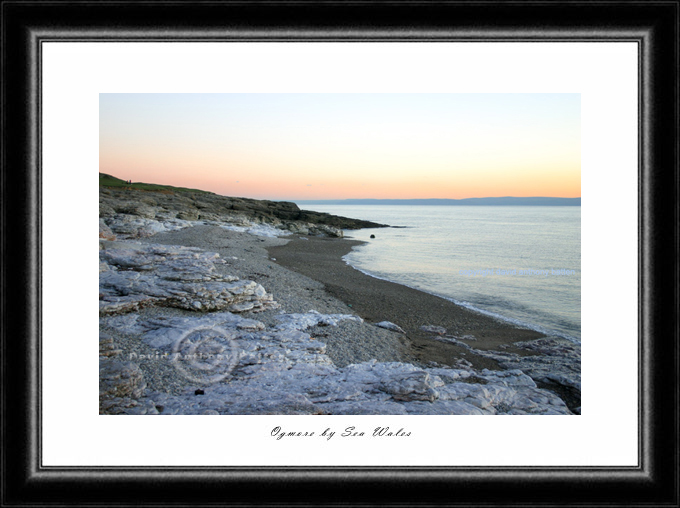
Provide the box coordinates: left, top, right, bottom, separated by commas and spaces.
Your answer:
296, 205, 581, 342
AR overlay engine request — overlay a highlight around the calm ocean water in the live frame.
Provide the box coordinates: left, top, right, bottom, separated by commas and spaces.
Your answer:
298, 205, 581, 342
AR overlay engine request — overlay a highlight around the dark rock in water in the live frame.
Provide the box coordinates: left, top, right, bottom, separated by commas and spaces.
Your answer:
370, 234, 375, 239
195, 389, 205, 395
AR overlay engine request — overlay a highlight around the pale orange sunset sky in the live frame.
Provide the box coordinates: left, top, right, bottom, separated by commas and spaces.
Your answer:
99, 93, 580, 200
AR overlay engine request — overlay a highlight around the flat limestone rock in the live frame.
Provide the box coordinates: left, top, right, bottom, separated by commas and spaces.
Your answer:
101, 310, 573, 416
99, 241, 278, 316
275, 310, 363, 331
100, 397, 160, 415
379, 371, 441, 402
376, 321, 406, 334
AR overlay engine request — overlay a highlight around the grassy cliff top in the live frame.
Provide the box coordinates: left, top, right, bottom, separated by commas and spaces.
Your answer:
99, 173, 211, 194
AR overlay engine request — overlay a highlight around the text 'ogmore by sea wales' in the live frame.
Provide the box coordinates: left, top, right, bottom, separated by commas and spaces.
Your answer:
270, 426, 411, 441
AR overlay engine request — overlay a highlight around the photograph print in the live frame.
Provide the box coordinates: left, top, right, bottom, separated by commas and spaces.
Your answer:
98, 93, 581, 416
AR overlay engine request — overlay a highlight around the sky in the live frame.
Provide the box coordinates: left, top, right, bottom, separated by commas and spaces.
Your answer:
99, 93, 580, 200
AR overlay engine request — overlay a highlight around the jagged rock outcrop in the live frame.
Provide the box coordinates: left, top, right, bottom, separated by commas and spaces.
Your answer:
429, 333, 581, 411
99, 184, 388, 235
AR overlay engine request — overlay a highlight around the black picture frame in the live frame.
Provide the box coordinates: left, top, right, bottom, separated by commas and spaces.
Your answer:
2, 1, 678, 506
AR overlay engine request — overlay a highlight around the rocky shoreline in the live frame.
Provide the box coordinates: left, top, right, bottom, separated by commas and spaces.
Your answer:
99, 185, 580, 415
100, 183, 388, 236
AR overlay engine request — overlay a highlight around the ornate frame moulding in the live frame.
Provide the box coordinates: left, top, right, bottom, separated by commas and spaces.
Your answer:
1, 1, 678, 506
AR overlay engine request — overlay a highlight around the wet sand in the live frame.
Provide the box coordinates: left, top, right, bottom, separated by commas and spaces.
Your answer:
269, 236, 545, 370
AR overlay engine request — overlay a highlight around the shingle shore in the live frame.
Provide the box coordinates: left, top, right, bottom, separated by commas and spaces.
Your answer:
268, 235, 549, 370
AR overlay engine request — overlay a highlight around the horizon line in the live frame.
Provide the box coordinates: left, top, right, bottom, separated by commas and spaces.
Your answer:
290, 196, 581, 202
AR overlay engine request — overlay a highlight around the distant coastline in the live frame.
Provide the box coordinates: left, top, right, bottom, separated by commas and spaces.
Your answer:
295, 197, 581, 206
